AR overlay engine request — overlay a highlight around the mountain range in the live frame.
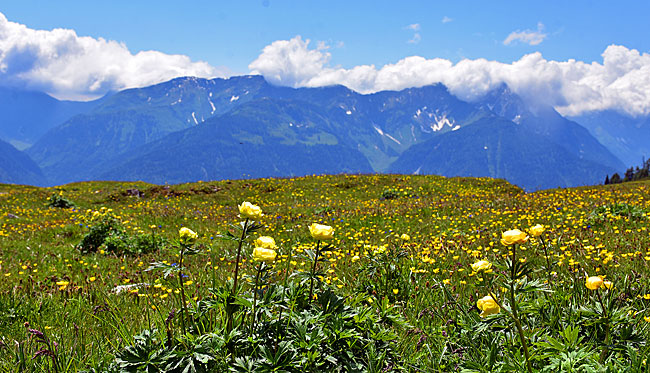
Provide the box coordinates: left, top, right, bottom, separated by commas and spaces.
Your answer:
0, 75, 645, 190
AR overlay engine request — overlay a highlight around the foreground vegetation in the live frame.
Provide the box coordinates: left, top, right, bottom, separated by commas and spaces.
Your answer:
1, 174, 649, 372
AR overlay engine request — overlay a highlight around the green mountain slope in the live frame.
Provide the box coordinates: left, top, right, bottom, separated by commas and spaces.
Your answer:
97, 99, 374, 184
389, 117, 619, 191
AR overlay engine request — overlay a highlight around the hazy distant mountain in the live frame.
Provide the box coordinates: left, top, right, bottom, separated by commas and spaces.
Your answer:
27, 76, 268, 185
569, 110, 650, 168
11, 75, 627, 189
389, 116, 619, 191
0, 138, 45, 185
0, 86, 103, 149
477, 84, 625, 172
28, 76, 490, 184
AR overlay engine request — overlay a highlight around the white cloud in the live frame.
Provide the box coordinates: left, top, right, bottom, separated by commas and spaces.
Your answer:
442, 16, 453, 24
250, 36, 650, 116
504, 22, 547, 46
408, 33, 421, 44
0, 12, 227, 100
405, 23, 421, 44
405, 23, 420, 31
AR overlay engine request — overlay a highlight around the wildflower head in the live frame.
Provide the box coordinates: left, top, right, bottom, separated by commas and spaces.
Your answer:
238, 201, 263, 220
56, 280, 69, 291
501, 229, 528, 246
400, 233, 410, 241
585, 276, 603, 290
309, 223, 334, 241
255, 236, 277, 250
252, 247, 277, 263
179, 227, 197, 245
477, 295, 500, 317
529, 224, 545, 237
471, 260, 492, 272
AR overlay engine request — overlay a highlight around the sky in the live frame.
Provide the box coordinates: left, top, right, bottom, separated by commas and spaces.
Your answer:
1, 1, 650, 116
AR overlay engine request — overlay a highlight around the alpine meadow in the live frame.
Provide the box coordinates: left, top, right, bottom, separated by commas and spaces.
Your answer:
1, 175, 649, 371
2, 2, 650, 372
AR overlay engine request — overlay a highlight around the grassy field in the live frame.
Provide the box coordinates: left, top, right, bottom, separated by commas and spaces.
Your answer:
0, 174, 649, 372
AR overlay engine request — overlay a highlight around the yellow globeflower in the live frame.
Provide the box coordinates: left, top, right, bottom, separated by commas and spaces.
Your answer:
603, 280, 613, 289
309, 223, 334, 241
529, 224, 545, 237
400, 233, 411, 241
585, 276, 603, 290
238, 201, 263, 220
477, 295, 500, 317
255, 236, 277, 249
252, 247, 277, 263
471, 260, 492, 272
179, 227, 198, 245
501, 229, 528, 246
56, 281, 69, 290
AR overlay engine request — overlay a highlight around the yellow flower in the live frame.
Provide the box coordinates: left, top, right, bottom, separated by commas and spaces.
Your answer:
585, 276, 603, 290
477, 295, 500, 317
603, 280, 613, 289
351, 255, 360, 262
471, 260, 492, 272
56, 280, 69, 290
400, 233, 410, 241
501, 229, 528, 246
252, 247, 277, 263
255, 236, 277, 249
529, 224, 545, 237
179, 227, 197, 245
238, 201, 263, 220
150, 225, 157, 229
392, 289, 399, 295
309, 223, 334, 241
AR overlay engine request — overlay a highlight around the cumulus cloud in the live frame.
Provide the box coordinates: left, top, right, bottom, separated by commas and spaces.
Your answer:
405, 23, 421, 44
249, 36, 650, 116
0, 12, 226, 100
504, 22, 547, 46
441, 16, 453, 24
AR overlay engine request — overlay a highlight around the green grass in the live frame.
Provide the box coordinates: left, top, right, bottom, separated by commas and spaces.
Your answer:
1, 174, 650, 371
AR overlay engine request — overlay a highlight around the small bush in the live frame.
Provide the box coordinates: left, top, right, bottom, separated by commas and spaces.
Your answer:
47, 193, 75, 208
588, 203, 647, 225
77, 208, 164, 255
380, 188, 411, 200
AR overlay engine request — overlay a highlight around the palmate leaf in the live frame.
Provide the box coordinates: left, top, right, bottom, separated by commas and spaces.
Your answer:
146, 261, 182, 278
213, 231, 240, 242
515, 277, 551, 294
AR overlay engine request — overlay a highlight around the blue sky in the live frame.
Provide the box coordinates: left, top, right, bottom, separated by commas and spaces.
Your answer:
1, 1, 650, 115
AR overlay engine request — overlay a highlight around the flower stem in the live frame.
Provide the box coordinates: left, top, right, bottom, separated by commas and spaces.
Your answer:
178, 244, 187, 336
509, 244, 532, 373
252, 263, 263, 332
596, 290, 611, 363
227, 218, 249, 333
508, 282, 532, 372
539, 235, 553, 286
232, 219, 250, 296
308, 240, 322, 303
